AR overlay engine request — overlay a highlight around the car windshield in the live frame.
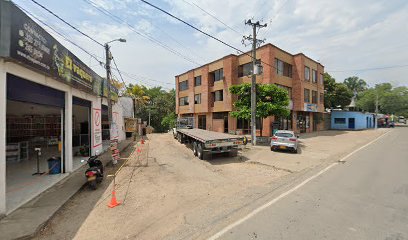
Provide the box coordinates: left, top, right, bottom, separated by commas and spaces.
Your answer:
275, 132, 294, 138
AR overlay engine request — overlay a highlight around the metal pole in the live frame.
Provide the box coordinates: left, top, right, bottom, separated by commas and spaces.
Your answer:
375, 92, 379, 129
251, 23, 257, 146
105, 43, 116, 164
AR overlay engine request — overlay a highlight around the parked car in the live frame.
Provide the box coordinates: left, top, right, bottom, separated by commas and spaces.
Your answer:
398, 116, 406, 124
270, 130, 299, 153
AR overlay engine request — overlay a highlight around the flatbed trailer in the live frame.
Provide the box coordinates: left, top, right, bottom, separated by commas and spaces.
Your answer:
173, 127, 245, 159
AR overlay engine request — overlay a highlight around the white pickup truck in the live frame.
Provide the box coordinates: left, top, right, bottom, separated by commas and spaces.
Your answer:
173, 118, 244, 159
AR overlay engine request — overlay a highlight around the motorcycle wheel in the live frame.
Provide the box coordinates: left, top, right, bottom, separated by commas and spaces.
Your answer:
89, 180, 97, 190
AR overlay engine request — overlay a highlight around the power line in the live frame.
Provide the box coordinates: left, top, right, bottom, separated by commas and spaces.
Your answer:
181, 0, 244, 37
261, 0, 291, 40
28, 0, 104, 47
140, 0, 281, 73
14, 2, 105, 67
329, 64, 408, 73
82, 0, 202, 66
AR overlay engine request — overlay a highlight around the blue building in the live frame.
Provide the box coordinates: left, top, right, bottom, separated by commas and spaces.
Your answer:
331, 111, 375, 130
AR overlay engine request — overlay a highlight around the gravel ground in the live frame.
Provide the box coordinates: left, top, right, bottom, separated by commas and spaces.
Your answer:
34, 129, 389, 240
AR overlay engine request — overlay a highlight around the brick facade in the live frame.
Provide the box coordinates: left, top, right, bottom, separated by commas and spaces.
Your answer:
176, 44, 325, 136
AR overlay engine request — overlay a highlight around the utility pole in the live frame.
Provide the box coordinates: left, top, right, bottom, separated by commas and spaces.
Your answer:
243, 19, 267, 145
375, 92, 379, 129
104, 38, 126, 165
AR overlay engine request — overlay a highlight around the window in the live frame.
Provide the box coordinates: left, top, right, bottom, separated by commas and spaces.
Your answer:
304, 89, 310, 103
275, 58, 293, 78
319, 73, 324, 85
312, 70, 317, 83
198, 115, 206, 129
212, 90, 223, 102
304, 67, 310, 81
312, 90, 318, 104
194, 94, 201, 104
276, 84, 292, 99
320, 93, 324, 103
179, 96, 189, 106
238, 62, 252, 77
210, 68, 224, 82
334, 118, 346, 124
194, 76, 201, 86
179, 80, 188, 91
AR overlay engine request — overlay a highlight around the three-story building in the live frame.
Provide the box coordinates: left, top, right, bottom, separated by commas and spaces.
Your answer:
175, 43, 325, 136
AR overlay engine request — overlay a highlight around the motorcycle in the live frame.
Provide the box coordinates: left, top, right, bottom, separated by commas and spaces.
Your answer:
81, 151, 104, 190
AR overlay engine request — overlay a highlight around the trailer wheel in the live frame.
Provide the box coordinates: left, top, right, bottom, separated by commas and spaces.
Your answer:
197, 143, 204, 160
193, 142, 198, 156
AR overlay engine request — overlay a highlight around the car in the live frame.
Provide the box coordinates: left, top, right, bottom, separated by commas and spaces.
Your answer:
270, 130, 299, 153
398, 116, 406, 124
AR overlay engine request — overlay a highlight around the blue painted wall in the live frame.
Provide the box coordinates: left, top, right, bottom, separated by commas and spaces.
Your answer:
331, 111, 374, 130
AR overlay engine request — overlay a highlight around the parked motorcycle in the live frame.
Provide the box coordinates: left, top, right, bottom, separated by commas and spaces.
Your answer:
81, 151, 104, 190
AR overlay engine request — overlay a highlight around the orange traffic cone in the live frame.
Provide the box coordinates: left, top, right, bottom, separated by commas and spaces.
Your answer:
108, 190, 121, 208
141, 139, 145, 144
137, 147, 141, 153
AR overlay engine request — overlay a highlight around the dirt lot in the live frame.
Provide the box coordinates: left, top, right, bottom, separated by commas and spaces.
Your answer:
34, 129, 388, 240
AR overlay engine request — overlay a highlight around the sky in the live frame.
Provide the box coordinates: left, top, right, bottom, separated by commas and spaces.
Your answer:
12, 0, 408, 90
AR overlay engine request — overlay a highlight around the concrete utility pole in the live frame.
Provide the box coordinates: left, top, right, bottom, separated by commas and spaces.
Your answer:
375, 92, 379, 129
243, 19, 267, 145
105, 38, 126, 164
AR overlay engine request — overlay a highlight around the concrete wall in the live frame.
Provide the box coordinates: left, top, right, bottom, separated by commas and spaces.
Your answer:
331, 111, 374, 130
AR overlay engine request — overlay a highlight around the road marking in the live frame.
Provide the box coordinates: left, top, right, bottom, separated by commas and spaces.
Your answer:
207, 130, 392, 240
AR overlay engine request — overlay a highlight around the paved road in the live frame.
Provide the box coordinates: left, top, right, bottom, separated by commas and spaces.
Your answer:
217, 128, 408, 240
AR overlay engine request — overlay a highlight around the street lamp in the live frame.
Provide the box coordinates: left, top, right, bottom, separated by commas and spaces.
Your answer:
105, 38, 126, 164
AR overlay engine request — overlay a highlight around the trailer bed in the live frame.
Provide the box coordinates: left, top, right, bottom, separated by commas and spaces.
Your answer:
177, 128, 243, 142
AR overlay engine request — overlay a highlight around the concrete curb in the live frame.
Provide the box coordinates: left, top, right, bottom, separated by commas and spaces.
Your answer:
0, 139, 134, 240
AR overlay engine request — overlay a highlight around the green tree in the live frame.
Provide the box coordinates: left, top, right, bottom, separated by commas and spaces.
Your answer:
229, 83, 290, 136
343, 76, 368, 93
324, 73, 353, 109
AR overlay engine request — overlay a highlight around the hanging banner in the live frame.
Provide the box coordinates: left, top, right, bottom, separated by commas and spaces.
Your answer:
92, 108, 102, 148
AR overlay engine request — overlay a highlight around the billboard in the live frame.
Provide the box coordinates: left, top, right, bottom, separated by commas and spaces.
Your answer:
6, 3, 116, 96
304, 103, 318, 112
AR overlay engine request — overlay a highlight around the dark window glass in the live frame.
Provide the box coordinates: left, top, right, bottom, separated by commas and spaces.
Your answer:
213, 90, 223, 101
304, 89, 310, 103
312, 70, 317, 83
179, 96, 189, 106
320, 93, 324, 103
194, 76, 201, 86
304, 67, 310, 81
179, 80, 189, 91
238, 62, 252, 77
334, 118, 346, 124
275, 58, 293, 78
276, 84, 292, 99
312, 90, 318, 104
198, 115, 206, 129
211, 68, 224, 82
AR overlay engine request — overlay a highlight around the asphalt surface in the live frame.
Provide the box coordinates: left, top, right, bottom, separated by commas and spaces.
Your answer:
218, 128, 408, 240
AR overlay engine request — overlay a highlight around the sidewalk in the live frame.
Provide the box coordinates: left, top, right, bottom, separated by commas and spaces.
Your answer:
0, 139, 134, 240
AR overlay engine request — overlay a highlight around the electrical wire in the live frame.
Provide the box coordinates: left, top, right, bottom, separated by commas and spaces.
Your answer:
140, 0, 281, 73
329, 64, 408, 73
181, 0, 244, 37
28, 0, 104, 47
14, 2, 105, 67
82, 0, 202, 66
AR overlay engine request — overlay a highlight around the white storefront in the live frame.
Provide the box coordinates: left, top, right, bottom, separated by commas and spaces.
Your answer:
0, 1, 125, 216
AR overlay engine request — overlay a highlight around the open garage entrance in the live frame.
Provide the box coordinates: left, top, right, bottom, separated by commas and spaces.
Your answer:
72, 97, 91, 171
5, 74, 65, 213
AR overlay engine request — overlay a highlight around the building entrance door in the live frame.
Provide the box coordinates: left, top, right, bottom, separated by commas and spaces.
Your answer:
348, 118, 355, 129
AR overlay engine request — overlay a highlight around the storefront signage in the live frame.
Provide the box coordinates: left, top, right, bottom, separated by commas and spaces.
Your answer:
92, 108, 102, 148
304, 103, 318, 112
6, 3, 116, 96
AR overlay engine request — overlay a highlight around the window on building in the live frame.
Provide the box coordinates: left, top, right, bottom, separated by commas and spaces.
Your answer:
276, 84, 292, 99
194, 94, 201, 104
312, 90, 318, 104
238, 62, 252, 77
198, 115, 206, 129
210, 68, 224, 82
334, 118, 346, 124
194, 76, 202, 86
179, 96, 189, 106
304, 66, 310, 81
319, 73, 324, 85
304, 88, 310, 103
212, 90, 223, 102
179, 80, 188, 91
320, 93, 324, 103
312, 69, 317, 83
275, 58, 293, 78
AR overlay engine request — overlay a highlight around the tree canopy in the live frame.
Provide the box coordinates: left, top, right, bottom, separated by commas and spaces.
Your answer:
324, 72, 353, 109
229, 83, 290, 136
